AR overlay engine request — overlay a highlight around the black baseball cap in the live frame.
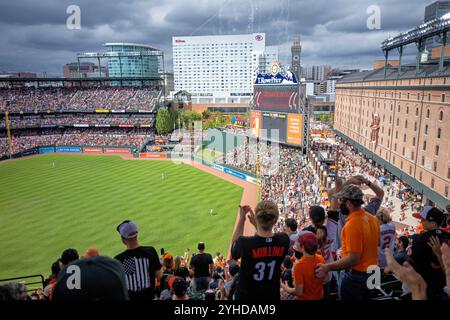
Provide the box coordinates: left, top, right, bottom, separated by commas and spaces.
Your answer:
309, 206, 325, 224
53, 256, 128, 300
413, 206, 445, 226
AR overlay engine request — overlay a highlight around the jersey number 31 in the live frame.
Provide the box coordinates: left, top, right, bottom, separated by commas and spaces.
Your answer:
253, 260, 276, 281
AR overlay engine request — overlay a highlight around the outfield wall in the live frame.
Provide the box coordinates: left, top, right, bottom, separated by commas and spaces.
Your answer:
0, 145, 137, 161
162, 152, 259, 185
0, 146, 259, 185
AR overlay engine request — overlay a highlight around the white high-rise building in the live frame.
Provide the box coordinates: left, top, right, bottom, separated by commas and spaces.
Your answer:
304, 65, 331, 81
172, 33, 277, 103
326, 79, 336, 94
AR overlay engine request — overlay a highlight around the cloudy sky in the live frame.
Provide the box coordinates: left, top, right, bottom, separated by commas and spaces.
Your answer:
0, 0, 435, 76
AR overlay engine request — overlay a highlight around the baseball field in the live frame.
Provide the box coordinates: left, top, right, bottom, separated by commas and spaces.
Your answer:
0, 154, 244, 279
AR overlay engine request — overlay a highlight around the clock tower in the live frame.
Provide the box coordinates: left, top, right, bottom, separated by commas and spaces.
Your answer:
291, 35, 302, 80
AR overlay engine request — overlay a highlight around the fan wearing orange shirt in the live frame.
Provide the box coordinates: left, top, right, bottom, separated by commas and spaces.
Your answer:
315, 184, 380, 301
281, 231, 328, 300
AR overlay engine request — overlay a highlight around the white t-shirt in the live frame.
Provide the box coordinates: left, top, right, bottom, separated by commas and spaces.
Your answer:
378, 222, 396, 268
321, 219, 338, 264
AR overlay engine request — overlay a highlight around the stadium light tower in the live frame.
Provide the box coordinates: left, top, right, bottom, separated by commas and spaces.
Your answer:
381, 12, 450, 77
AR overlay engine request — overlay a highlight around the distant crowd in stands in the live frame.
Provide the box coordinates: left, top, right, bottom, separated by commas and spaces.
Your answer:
0, 128, 154, 156
1, 114, 154, 128
0, 86, 161, 113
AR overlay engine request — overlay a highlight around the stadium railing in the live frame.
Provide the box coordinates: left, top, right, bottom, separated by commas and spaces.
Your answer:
0, 274, 45, 293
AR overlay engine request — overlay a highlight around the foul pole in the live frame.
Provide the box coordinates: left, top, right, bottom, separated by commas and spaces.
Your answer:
5, 112, 12, 158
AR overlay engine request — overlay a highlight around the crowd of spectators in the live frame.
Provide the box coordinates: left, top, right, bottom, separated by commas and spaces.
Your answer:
1, 197, 448, 301
0, 128, 153, 156
1, 127, 449, 301
0, 86, 161, 113
2, 114, 154, 128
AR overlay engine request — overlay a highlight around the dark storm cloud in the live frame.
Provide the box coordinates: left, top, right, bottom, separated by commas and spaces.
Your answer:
0, 0, 433, 75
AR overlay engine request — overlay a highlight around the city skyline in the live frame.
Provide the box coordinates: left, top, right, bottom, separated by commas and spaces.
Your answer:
0, 0, 433, 76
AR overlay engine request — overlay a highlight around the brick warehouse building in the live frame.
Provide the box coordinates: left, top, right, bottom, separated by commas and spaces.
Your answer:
334, 64, 450, 208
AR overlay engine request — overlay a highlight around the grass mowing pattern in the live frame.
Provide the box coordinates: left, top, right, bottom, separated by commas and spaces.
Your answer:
0, 155, 243, 279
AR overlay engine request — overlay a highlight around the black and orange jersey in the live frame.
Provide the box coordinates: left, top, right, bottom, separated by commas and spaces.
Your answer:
231, 233, 290, 300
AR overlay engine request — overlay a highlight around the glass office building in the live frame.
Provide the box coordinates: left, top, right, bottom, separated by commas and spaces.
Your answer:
104, 43, 161, 85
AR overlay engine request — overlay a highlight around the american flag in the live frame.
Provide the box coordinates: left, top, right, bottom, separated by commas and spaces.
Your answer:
122, 257, 150, 292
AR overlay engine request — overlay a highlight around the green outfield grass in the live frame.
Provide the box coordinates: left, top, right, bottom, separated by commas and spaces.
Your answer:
0, 155, 243, 279
196, 145, 223, 163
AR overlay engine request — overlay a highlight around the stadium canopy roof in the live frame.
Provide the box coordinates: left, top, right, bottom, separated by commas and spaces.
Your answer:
381, 13, 450, 51
104, 42, 159, 51
77, 51, 163, 58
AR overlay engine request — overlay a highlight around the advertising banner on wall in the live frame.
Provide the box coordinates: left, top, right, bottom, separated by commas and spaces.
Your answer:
104, 148, 131, 154
39, 147, 55, 154
83, 147, 103, 153
139, 153, 167, 159
249, 110, 262, 137
22, 148, 38, 157
287, 114, 303, 146
56, 146, 82, 153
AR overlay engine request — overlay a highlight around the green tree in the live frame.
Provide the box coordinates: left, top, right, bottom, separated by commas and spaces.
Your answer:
202, 110, 211, 120
156, 108, 173, 134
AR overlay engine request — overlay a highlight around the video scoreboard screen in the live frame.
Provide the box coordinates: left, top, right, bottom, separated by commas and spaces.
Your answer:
252, 73, 303, 146
250, 110, 303, 146
253, 85, 300, 114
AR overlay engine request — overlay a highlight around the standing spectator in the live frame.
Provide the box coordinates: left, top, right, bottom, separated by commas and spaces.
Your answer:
303, 205, 339, 298
284, 218, 298, 254
114, 220, 162, 300
280, 256, 296, 300
189, 242, 214, 291
376, 209, 396, 269
173, 256, 190, 280
43, 260, 61, 300
315, 184, 380, 301
410, 206, 448, 299
394, 236, 410, 266
281, 232, 328, 300
334, 175, 384, 249
221, 260, 240, 300
231, 201, 290, 300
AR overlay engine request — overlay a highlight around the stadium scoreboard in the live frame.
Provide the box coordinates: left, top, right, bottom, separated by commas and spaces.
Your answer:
251, 71, 305, 147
